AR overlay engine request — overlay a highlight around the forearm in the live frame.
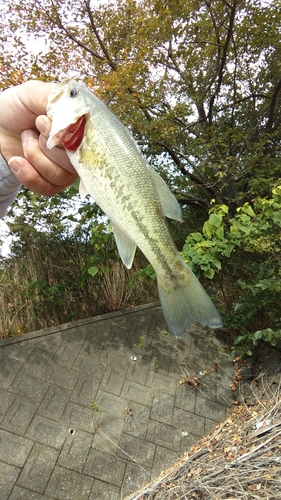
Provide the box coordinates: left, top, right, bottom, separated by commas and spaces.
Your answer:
0, 155, 21, 218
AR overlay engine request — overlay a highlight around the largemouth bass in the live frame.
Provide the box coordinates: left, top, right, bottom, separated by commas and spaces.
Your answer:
47, 79, 222, 337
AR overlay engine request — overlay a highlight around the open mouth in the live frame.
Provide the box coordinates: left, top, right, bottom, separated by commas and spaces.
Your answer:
60, 115, 87, 152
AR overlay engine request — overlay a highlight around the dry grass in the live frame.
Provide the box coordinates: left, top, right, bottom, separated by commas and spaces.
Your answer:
0, 244, 158, 338
126, 373, 281, 500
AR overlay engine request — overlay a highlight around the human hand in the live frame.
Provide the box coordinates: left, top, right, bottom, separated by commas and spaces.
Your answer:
0, 80, 78, 195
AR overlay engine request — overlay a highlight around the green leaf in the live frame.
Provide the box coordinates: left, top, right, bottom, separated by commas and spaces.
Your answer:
209, 213, 222, 228
215, 226, 224, 240
88, 266, 99, 277
242, 204, 256, 217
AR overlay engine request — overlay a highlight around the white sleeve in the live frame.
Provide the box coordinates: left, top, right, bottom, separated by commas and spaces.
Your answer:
0, 155, 21, 218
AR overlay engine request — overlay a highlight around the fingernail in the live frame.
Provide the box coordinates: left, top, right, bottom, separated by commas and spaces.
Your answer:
36, 116, 47, 135
8, 158, 20, 173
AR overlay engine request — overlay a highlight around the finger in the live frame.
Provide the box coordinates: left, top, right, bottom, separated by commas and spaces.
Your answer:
21, 129, 77, 185
0, 127, 23, 161
35, 115, 52, 139
37, 134, 76, 174
8, 156, 75, 196
0, 81, 57, 134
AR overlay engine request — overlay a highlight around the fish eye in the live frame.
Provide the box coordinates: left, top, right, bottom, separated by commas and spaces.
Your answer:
70, 88, 78, 98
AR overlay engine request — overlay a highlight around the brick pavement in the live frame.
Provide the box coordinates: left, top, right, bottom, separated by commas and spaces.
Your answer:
0, 303, 234, 499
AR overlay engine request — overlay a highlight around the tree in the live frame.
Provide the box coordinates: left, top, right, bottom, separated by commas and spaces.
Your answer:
1, 0, 281, 214
1, 0, 281, 347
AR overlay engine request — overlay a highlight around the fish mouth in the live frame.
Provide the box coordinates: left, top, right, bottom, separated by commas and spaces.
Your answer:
60, 115, 87, 152
48, 114, 87, 152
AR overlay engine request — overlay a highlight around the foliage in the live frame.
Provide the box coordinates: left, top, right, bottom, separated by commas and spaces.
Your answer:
1, 0, 281, 353
1, 0, 281, 212
0, 202, 157, 337
182, 185, 281, 357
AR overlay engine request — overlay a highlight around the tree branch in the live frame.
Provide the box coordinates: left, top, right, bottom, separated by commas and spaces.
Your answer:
36, 0, 106, 62
151, 141, 223, 204
84, 0, 117, 70
208, 0, 238, 123
266, 77, 281, 132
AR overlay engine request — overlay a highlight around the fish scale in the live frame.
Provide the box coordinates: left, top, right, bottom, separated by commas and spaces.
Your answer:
47, 79, 222, 337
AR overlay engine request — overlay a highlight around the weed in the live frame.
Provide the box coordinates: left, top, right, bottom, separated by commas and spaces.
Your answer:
90, 401, 106, 413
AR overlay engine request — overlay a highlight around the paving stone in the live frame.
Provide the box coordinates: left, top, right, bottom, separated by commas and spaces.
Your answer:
121, 380, 155, 407
205, 417, 221, 435
148, 330, 174, 353
17, 443, 59, 493
190, 332, 213, 360
1, 394, 39, 436
130, 320, 150, 340
0, 356, 23, 390
36, 335, 63, 353
62, 401, 94, 432
22, 347, 54, 377
131, 310, 152, 325
61, 326, 91, 344
123, 403, 150, 439
153, 445, 179, 477
0, 304, 234, 499
43, 363, 79, 390
195, 397, 226, 422
100, 348, 131, 370
111, 314, 134, 330
46, 465, 93, 500
168, 357, 182, 379
197, 377, 218, 402
117, 434, 156, 467
173, 407, 205, 436
84, 448, 126, 487
71, 373, 98, 407
150, 394, 175, 425
95, 390, 128, 417
92, 413, 124, 455
9, 372, 50, 402
58, 430, 93, 472
108, 326, 131, 348
25, 415, 68, 449
99, 364, 127, 396
126, 356, 151, 385
8, 486, 50, 500
81, 333, 107, 357
72, 353, 107, 380
122, 461, 151, 499
174, 384, 196, 412
0, 429, 33, 467
3, 342, 34, 362
146, 370, 178, 395
216, 380, 233, 406
85, 322, 112, 341
90, 479, 120, 500
149, 348, 174, 375
146, 421, 181, 452
0, 388, 16, 415
38, 385, 71, 421
52, 340, 80, 367
180, 432, 202, 453
0, 462, 20, 500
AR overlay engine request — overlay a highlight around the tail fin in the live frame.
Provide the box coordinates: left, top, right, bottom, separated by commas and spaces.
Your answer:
157, 264, 222, 338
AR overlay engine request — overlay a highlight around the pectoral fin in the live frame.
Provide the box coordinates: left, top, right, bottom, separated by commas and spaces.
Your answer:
148, 166, 183, 222
79, 179, 89, 200
112, 224, 137, 269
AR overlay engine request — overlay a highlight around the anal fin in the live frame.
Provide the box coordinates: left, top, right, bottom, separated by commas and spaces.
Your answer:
112, 224, 137, 269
